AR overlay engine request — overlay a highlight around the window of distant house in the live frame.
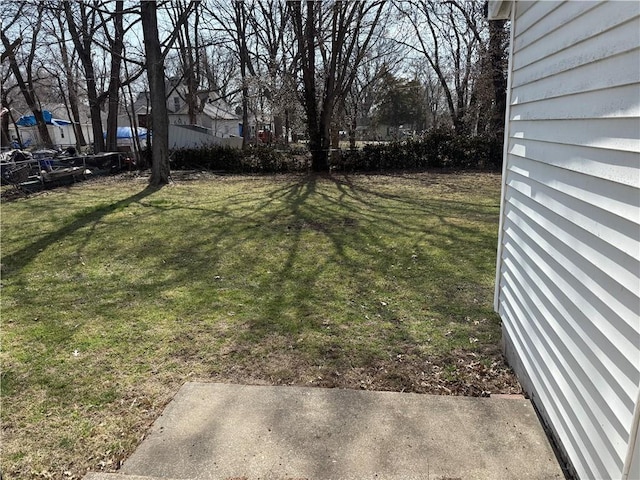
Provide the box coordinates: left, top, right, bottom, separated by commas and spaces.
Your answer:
174, 97, 180, 111
60, 127, 64, 138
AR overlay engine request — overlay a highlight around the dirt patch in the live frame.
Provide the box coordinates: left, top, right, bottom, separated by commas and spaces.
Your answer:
306, 351, 521, 396
184, 345, 522, 398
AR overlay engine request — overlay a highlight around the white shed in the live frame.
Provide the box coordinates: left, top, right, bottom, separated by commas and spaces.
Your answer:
489, 1, 640, 479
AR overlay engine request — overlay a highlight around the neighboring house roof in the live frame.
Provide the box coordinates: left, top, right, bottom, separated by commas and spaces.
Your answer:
203, 101, 240, 121
133, 90, 241, 123
133, 91, 151, 114
42, 103, 96, 125
197, 91, 211, 105
41, 103, 72, 120
16, 110, 71, 127
487, 0, 512, 19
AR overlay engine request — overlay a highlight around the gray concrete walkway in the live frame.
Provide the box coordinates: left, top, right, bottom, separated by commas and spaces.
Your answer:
84, 382, 564, 480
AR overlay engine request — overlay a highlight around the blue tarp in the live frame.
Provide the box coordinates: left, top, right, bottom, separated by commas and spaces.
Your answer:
104, 126, 148, 139
16, 110, 72, 127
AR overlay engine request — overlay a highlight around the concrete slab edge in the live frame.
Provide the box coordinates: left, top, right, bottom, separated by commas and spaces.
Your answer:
83, 473, 192, 480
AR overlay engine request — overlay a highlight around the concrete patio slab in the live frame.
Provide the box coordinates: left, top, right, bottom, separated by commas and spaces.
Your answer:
104, 382, 565, 480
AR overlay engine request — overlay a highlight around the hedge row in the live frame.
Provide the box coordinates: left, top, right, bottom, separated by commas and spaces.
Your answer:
336, 132, 502, 172
169, 131, 502, 173
170, 145, 310, 173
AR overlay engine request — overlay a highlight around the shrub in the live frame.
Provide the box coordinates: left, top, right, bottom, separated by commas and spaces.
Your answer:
170, 145, 244, 171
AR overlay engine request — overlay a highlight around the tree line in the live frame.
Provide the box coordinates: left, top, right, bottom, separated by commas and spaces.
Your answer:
1, 1, 508, 185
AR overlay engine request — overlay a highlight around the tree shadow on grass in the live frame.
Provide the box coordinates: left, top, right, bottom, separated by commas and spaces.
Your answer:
216, 173, 500, 363
3, 173, 510, 394
2, 184, 163, 278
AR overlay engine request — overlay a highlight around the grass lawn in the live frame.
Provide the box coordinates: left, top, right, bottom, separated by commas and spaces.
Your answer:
0, 171, 520, 479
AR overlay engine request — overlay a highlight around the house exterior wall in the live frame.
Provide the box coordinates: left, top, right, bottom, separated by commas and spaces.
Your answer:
168, 124, 242, 150
80, 124, 94, 147
492, 1, 640, 479
168, 113, 240, 138
50, 124, 75, 146
209, 119, 240, 138
11, 124, 77, 149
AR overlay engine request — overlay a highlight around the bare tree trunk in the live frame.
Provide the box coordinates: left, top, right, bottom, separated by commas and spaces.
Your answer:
3, 100, 24, 147
57, 76, 76, 145
10, 116, 24, 148
189, 4, 200, 124
56, 15, 87, 149
105, 1, 125, 152
87, 81, 106, 152
123, 55, 142, 163
284, 109, 290, 146
292, 1, 325, 170
349, 116, 357, 150
236, 1, 253, 149
66, 75, 87, 149
242, 82, 249, 148
141, 0, 171, 186
64, 1, 105, 153
291, 1, 384, 171
174, 0, 200, 125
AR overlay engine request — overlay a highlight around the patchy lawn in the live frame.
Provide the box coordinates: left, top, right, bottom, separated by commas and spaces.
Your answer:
0, 171, 520, 479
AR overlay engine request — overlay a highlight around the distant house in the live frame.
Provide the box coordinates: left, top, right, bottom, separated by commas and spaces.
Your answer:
13, 110, 76, 148
199, 101, 241, 138
489, 1, 639, 479
133, 81, 241, 139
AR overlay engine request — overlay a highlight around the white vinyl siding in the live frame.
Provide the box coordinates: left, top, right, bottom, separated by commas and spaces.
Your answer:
494, 1, 640, 479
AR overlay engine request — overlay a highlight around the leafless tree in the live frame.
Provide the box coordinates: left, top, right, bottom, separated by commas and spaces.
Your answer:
39, 2, 95, 150
141, 0, 197, 186
61, 0, 137, 153
246, 0, 293, 142
199, 45, 238, 101
394, 0, 486, 134
1, 69, 23, 147
62, 1, 107, 152
290, 0, 386, 171
344, 37, 405, 148
100, 1, 125, 152
487, 16, 509, 139
169, 0, 203, 125
202, 0, 259, 149
1, 2, 55, 147
47, 10, 88, 149
141, 0, 170, 185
